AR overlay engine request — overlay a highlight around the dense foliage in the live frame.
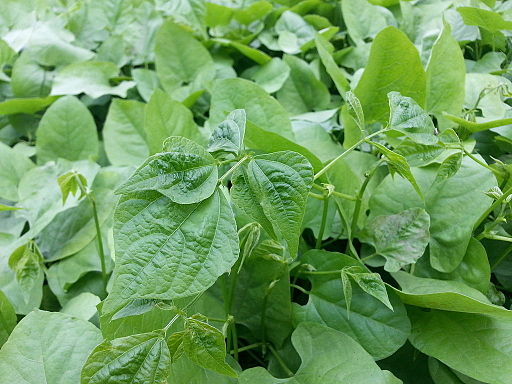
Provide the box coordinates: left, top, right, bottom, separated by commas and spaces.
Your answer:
1, 0, 512, 383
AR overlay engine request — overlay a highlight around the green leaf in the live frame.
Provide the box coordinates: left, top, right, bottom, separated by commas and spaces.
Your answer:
168, 354, 240, 383
51, 61, 135, 99
355, 26, 426, 123
8, 242, 44, 301
183, 317, 237, 377
246, 58, 290, 93
210, 78, 293, 140
36, 96, 99, 164
276, 55, 330, 115
315, 34, 350, 98
369, 156, 496, 272
0, 204, 20, 211
387, 92, 437, 145
433, 152, 463, 184
348, 268, 393, 311
57, 171, 87, 203
104, 189, 239, 314
0, 291, 16, 347
144, 89, 202, 155
231, 151, 314, 257
81, 331, 171, 384
295, 250, 410, 359
363, 208, 430, 272
239, 322, 399, 383
132, 68, 160, 102
370, 141, 423, 198
0, 141, 35, 201
426, 22, 466, 129
457, 7, 512, 33
155, 19, 214, 93
167, 330, 186, 361
117, 136, 218, 204
0, 310, 102, 384
60, 292, 101, 321
0, 96, 58, 115
207, 109, 246, 156
103, 99, 148, 166
391, 271, 512, 319
409, 308, 512, 384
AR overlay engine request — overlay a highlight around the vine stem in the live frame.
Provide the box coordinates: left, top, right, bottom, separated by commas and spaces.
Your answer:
473, 185, 512, 231
443, 113, 512, 132
90, 198, 108, 292
314, 128, 387, 180
218, 155, 251, 184
316, 195, 329, 249
268, 344, 294, 377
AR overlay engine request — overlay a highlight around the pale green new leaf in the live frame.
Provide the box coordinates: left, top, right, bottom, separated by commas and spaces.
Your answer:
144, 89, 202, 155
207, 109, 246, 156
355, 26, 426, 123
36, 96, 99, 164
103, 99, 148, 166
8, 242, 43, 301
433, 152, 463, 184
57, 171, 87, 203
183, 317, 237, 377
104, 189, 239, 315
387, 92, 437, 145
230, 151, 313, 257
81, 331, 171, 384
117, 136, 218, 204
0, 310, 102, 384
457, 7, 512, 33
364, 208, 430, 272
349, 269, 393, 311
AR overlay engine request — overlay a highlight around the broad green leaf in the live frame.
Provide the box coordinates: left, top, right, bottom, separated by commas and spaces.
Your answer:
341, 0, 394, 46
369, 156, 496, 272
104, 189, 239, 314
103, 99, 148, 166
117, 136, 217, 204
168, 355, 239, 383
132, 68, 160, 102
246, 58, 290, 93
295, 250, 410, 359
428, 358, 486, 384
9, 50, 54, 98
355, 26, 426, 123
363, 208, 430, 272
277, 55, 330, 115
207, 109, 246, 156
239, 322, 399, 383
0, 291, 16, 347
81, 331, 171, 384
0, 310, 102, 384
457, 7, 512, 33
8, 242, 43, 301
36, 96, 99, 164
51, 61, 135, 99
144, 89, 202, 155
210, 78, 293, 140
409, 309, 512, 384
315, 34, 350, 97
231, 151, 313, 257
183, 317, 237, 377
391, 272, 512, 319
60, 292, 101, 321
387, 92, 437, 145
0, 141, 34, 201
370, 141, 423, 198
414, 238, 490, 294
426, 22, 465, 129
155, 19, 214, 93
0, 96, 58, 115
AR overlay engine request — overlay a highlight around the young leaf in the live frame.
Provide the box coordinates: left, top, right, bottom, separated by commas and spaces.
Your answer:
0, 311, 102, 384
104, 189, 239, 314
207, 109, 246, 156
370, 141, 423, 198
364, 208, 430, 272
433, 151, 463, 184
167, 331, 186, 361
8, 242, 44, 300
347, 268, 394, 311
230, 151, 314, 258
81, 331, 171, 384
183, 317, 237, 377
387, 92, 437, 145
315, 34, 350, 98
340, 269, 353, 316
116, 136, 218, 204
57, 171, 87, 203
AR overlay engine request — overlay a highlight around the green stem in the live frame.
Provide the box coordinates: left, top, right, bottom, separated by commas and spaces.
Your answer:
350, 164, 379, 237
230, 342, 263, 355
90, 198, 108, 292
314, 128, 387, 180
230, 317, 239, 361
474, 186, 512, 231
163, 314, 181, 332
463, 149, 497, 174
268, 344, 294, 377
308, 191, 325, 200
484, 234, 512, 243
218, 155, 250, 184
300, 269, 342, 276
316, 195, 329, 249
443, 113, 512, 133
491, 244, 512, 269
312, 183, 356, 201
361, 252, 378, 262
290, 283, 311, 295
